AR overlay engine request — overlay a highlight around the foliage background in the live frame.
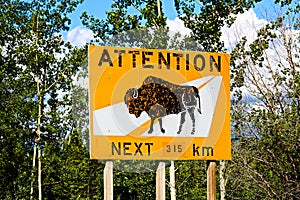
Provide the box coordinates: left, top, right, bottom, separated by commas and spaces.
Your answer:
0, 0, 299, 199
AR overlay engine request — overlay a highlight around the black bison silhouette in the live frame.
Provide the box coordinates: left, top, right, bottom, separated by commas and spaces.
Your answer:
124, 76, 201, 134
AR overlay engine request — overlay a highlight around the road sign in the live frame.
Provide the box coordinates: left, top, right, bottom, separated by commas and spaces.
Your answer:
89, 45, 231, 160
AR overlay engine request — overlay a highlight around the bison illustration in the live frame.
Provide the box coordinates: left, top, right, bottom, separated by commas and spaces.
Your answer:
124, 76, 201, 134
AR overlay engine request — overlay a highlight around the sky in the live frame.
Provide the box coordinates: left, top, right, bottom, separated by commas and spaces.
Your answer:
64, 0, 281, 47
67, 0, 298, 111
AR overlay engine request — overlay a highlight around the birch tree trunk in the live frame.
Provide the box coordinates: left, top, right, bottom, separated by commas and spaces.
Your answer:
30, 10, 42, 200
30, 144, 36, 199
220, 160, 226, 200
157, 0, 161, 16
170, 161, 176, 200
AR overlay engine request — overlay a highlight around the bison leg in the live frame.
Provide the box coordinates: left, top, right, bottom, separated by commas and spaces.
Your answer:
148, 104, 166, 134
177, 111, 186, 134
159, 118, 165, 133
188, 107, 196, 134
148, 118, 155, 134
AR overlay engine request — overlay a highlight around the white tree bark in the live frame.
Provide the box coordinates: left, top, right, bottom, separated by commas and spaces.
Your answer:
157, 0, 161, 16
220, 160, 226, 200
30, 144, 36, 200
170, 161, 176, 200
32, 10, 43, 200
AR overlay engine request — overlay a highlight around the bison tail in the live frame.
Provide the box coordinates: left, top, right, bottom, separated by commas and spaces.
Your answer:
192, 86, 201, 114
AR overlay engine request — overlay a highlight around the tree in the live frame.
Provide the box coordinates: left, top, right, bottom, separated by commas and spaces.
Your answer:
81, 0, 166, 42
228, 0, 300, 199
3, 0, 297, 199
0, 0, 95, 199
174, 0, 261, 52
1, 1, 39, 198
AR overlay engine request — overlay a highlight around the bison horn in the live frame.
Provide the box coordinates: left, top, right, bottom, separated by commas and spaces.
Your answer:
133, 88, 138, 99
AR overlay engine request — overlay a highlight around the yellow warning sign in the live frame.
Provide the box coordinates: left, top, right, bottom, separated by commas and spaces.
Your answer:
89, 45, 231, 160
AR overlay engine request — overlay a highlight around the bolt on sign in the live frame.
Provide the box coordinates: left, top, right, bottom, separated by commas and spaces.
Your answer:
89, 45, 231, 160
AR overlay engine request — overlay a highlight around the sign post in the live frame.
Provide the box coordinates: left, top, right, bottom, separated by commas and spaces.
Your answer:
207, 161, 216, 200
156, 162, 166, 200
104, 161, 113, 200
